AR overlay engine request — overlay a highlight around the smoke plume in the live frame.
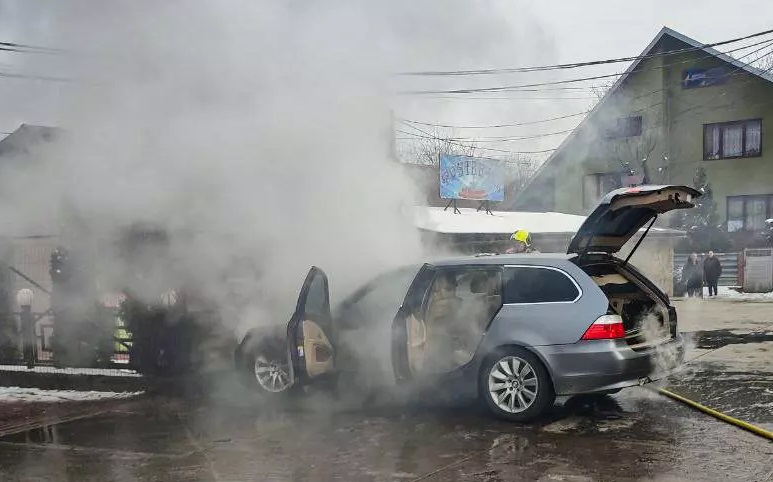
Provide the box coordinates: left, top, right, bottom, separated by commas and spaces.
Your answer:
0, 2, 558, 347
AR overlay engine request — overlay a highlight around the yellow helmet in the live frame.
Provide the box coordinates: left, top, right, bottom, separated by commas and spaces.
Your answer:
511, 230, 531, 244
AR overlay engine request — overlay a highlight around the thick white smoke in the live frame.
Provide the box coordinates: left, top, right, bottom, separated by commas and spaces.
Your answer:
0, 1, 558, 342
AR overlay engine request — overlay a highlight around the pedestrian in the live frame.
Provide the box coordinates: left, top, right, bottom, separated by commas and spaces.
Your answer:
683, 253, 703, 298
703, 250, 722, 297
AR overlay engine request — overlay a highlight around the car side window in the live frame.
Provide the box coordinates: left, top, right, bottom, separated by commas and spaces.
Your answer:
504, 266, 580, 304
304, 273, 328, 316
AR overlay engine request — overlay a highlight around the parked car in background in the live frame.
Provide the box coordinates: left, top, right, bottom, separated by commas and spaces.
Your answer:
236, 185, 700, 421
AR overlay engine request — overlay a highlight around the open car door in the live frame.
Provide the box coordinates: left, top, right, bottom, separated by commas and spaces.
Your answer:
567, 185, 701, 258
287, 266, 335, 383
391, 264, 436, 383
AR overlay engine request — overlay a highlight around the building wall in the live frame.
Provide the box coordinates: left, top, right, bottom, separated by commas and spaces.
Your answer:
665, 51, 773, 222
518, 38, 773, 227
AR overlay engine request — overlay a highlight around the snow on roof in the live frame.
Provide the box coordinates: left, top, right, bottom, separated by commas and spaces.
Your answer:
409, 206, 585, 235
408, 206, 684, 236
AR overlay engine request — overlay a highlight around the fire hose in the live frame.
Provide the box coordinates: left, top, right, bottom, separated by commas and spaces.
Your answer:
654, 387, 773, 441
652, 321, 773, 442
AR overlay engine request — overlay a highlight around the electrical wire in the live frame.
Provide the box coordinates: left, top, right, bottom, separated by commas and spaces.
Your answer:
0, 71, 74, 83
398, 39, 773, 134
399, 111, 590, 130
398, 27, 773, 76
0, 40, 63, 53
401, 36, 773, 95
395, 128, 557, 155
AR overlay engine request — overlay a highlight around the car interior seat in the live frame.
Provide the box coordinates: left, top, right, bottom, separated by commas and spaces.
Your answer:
426, 275, 462, 328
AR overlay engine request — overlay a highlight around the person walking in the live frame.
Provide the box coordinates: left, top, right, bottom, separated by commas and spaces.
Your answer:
703, 250, 722, 297
683, 253, 703, 298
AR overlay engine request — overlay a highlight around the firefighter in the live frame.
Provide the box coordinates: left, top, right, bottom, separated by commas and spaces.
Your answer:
505, 230, 537, 254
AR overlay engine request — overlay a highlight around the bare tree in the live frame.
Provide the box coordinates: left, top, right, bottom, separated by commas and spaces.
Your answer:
589, 80, 616, 105
398, 128, 481, 166
603, 133, 659, 184
502, 154, 539, 190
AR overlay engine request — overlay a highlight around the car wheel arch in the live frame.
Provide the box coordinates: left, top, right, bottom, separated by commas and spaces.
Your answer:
479, 343, 556, 394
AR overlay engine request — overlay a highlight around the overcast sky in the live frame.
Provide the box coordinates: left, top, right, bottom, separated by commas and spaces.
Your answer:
1, 0, 772, 157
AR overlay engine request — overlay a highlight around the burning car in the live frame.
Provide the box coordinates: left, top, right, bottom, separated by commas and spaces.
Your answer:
235, 185, 699, 421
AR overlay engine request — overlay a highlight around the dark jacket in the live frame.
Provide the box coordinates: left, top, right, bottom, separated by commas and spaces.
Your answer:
703, 256, 722, 281
683, 260, 703, 287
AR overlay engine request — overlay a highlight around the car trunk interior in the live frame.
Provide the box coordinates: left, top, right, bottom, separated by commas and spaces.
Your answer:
579, 262, 672, 350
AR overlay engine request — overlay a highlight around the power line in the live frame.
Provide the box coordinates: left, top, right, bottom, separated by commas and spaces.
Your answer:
416, 95, 598, 101
401, 40, 773, 166
0, 40, 63, 53
399, 111, 590, 130
0, 71, 74, 83
0, 46, 61, 56
398, 40, 773, 133
401, 36, 773, 95
398, 27, 773, 76
395, 126, 558, 155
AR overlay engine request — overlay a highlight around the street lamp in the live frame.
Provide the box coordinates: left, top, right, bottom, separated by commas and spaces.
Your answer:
16, 288, 35, 369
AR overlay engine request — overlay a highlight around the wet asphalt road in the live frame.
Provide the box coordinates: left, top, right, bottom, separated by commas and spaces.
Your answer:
0, 299, 771, 482
0, 387, 770, 482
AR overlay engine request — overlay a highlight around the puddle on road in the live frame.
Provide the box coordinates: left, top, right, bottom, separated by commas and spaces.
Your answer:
692, 329, 773, 350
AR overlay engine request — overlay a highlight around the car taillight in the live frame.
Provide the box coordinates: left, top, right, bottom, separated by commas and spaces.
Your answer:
581, 314, 625, 340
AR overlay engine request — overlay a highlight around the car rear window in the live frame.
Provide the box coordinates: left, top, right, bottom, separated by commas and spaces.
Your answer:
504, 266, 580, 304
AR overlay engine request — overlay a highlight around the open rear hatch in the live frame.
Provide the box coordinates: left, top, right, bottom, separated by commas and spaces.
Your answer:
567, 185, 700, 258
569, 185, 701, 349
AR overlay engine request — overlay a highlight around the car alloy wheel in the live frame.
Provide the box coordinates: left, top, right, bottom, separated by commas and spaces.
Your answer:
254, 354, 292, 393
487, 355, 539, 413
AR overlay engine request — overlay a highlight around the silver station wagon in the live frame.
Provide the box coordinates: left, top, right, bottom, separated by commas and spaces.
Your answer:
235, 185, 699, 421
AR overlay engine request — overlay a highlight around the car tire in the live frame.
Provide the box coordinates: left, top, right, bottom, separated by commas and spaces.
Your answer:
235, 329, 296, 395
478, 347, 554, 422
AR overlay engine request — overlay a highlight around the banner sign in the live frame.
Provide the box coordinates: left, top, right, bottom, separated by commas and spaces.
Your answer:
682, 67, 728, 89
439, 154, 505, 201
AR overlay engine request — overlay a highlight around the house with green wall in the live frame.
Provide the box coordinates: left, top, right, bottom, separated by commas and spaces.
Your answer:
513, 27, 773, 245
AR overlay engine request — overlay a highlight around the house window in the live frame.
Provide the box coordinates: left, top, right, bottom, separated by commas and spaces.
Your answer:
727, 194, 773, 232
605, 116, 642, 139
704, 119, 762, 160
583, 173, 621, 209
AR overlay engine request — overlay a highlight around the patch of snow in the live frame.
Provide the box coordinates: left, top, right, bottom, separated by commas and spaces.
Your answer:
0, 365, 142, 377
406, 205, 683, 236
0, 386, 143, 403
716, 286, 773, 301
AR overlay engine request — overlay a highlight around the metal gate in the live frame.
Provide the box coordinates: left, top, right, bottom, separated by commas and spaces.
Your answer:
743, 248, 773, 293
0, 237, 135, 375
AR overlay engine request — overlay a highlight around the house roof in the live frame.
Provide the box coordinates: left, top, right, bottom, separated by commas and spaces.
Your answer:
512, 26, 773, 206
0, 124, 59, 158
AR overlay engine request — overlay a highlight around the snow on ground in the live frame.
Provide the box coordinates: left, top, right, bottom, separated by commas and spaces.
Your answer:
0, 386, 144, 403
716, 286, 773, 301
0, 365, 142, 377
